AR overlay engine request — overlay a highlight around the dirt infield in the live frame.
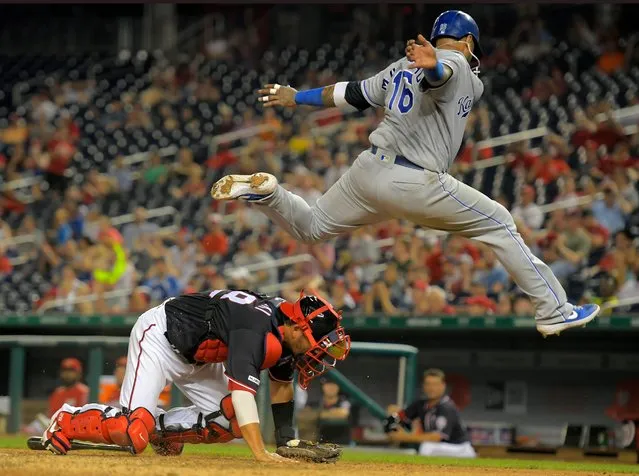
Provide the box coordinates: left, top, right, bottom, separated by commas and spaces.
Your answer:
0, 450, 634, 476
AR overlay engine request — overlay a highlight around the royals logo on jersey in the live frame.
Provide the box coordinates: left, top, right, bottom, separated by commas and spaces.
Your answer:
457, 96, 473, 118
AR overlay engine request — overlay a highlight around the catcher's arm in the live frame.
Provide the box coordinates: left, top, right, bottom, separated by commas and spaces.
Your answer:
231, 390, 290, 463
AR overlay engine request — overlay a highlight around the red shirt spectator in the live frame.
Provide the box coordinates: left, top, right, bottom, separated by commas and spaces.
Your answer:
48, 358, 89, 417
0, 254, 12, 275
509, 150, 538, 169
201, 216, 229, 257
206, 143, 238, 170
457, 141, 493, 165
598, 143, 638, 176
47, 129, 76, 176
530, 154, 571, 184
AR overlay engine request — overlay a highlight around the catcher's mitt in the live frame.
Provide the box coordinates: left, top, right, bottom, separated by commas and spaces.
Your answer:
276, 439, 342, 463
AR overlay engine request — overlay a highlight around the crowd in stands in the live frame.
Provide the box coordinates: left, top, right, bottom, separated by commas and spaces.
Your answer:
1, 6, 638, 318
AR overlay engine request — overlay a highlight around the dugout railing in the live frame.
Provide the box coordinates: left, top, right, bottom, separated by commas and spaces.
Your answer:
0, 335, 417, 437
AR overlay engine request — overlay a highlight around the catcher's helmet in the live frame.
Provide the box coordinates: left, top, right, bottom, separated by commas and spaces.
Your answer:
278, 290, 351, 389
430, 10, 482, 57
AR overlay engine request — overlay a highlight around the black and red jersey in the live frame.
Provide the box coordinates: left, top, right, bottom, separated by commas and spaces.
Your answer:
164, 289, 295, 395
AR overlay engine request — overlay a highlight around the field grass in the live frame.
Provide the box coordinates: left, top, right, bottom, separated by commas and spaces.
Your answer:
1, 435, 638, 474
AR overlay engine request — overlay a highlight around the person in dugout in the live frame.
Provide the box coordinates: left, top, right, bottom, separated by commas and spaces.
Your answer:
99, 356, 171, 408
48, 358, 89, 417
384, 368, 476, 458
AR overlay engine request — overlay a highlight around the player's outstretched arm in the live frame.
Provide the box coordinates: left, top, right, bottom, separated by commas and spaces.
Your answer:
257, 82, 366, 112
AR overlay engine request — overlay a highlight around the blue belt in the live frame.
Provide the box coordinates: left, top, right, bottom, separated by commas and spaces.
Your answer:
370, 146, 424, 171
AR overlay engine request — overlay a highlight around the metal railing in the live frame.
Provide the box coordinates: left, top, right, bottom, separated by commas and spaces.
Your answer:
208, 124, 276, 155
602, 296, 639, 311
37, 288, 135, 314
4, 233, 38, 248
110, 205, 179, 227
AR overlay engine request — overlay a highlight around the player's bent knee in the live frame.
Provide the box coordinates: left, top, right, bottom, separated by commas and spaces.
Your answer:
103, 407, 155, 454
127, 407, 155, 454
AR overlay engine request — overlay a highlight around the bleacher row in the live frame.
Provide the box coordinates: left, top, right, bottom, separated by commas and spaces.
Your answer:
1, 36, 638, 314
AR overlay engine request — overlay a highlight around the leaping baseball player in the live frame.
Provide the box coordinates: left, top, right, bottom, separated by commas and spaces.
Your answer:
211, 10, 599, 337
42, 289, 349, 463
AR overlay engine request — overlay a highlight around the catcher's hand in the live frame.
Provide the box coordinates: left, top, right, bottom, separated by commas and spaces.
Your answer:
276, 439, 342, 464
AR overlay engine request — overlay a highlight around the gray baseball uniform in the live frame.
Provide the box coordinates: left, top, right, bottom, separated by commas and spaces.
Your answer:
256, 49, 573, 323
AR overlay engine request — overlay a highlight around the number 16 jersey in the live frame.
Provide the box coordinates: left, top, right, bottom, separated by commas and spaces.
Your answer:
361, 49, 484, 173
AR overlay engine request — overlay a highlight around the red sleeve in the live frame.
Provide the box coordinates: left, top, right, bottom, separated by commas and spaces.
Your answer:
48, 388, 62, 417
76, 384, 89, 406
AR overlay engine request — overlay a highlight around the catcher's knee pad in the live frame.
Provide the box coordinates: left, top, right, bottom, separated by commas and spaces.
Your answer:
118, 407, 155, 454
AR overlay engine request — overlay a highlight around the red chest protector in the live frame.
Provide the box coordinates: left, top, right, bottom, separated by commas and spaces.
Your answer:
193, 332, 282, 369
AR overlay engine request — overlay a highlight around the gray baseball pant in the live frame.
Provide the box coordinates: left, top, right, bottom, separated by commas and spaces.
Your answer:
256, 148, 573, 322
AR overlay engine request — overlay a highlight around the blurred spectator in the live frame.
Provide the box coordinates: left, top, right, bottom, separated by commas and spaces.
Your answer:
169, 228, 198, 290
170, 166, 207, 200
142, 256, 181, 303
288, 122, 314, 155
592, 182, 629, 234
39, 265, 93, 314
109, 155, 134, 194
473, 248, 509, 295
597, 35, 625, 74
122, 207, 160, 250
363, 261, 407, 316
327, 277, 357, 312
82, 169, 116, 204
101, 100, 127, 131
142, 152, 169, 184
548, 211, 592, 284
172, 148, 198, 178
53, 208, 73, 247
553, 175, 581, 212
324, 152, 350, 189
1, 115, 29, 145
529, 149, 572, 185
511, 185, 544, 230
126, 103, 152, 130
232, 235, 277, 287
207, 141, 238, 170
99, 356, 127, 406
31, 90, 58, 123
513, 295, 535, 316
200, 214, 229, 258
316, 379, 352, 445
599, 143, 638, 177
44, 127, 76, 195
48, 358, 89, 417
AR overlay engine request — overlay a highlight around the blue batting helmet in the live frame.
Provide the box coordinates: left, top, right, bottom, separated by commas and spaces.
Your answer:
430, 10, 482, 57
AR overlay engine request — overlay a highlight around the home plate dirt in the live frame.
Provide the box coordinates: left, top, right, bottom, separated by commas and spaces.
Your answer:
0, 450, 632, 476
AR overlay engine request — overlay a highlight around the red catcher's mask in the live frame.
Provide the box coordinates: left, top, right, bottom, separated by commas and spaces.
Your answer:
279, 289, 351, 389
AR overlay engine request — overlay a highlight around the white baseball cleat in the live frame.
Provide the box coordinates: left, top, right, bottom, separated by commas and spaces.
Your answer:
536, 304, 600, 337
210, 173, 278, 202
